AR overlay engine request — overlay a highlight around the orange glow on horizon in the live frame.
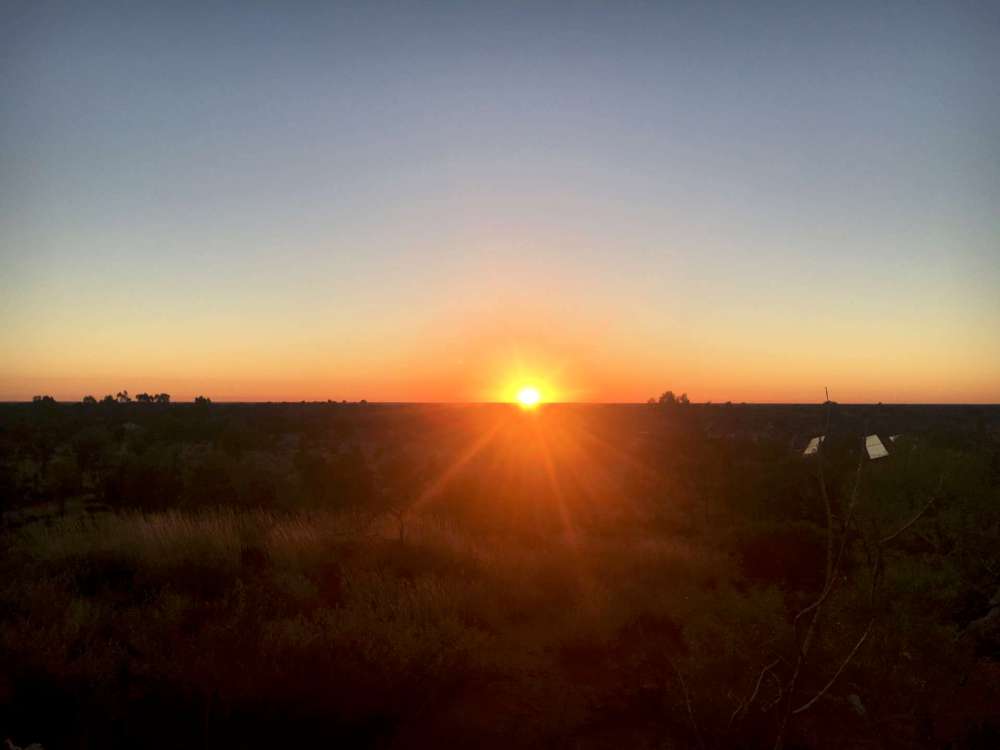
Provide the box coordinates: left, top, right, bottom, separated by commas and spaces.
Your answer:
2, 318, 999, 404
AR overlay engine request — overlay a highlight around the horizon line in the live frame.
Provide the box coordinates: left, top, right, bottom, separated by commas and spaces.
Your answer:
4, 400, 999, 407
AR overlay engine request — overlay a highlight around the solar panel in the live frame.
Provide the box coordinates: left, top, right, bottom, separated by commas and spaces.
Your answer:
803, 436, 824, 455
865, 434, 889, 460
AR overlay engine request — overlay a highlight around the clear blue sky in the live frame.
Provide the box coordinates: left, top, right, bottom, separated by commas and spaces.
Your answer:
2, 1, 998, 402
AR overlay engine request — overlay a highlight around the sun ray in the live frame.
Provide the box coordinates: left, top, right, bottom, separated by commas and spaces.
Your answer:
411, 414, 507, 512
531, 419, 578, 543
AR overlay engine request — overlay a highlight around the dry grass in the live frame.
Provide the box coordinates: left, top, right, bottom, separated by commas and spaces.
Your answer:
12, 509, 246, 570
11, 508, 376, 573
1, 501, 965, 749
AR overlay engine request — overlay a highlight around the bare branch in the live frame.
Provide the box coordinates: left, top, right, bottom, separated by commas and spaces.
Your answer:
761, 670, 784, 711
792, 618, 874, 715
729, 658, 781, 727
880, 472, 946, 546
775, 446, 947, 749
669, 657, 706, 750
793, 450, 866, 642
776, 426, 865, 750
817, 436, 834, 589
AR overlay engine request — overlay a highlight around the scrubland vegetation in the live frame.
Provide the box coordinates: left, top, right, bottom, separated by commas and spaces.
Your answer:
1, 400, 999, 748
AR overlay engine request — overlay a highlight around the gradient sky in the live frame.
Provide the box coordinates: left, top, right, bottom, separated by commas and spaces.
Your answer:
2, 1, 999, 403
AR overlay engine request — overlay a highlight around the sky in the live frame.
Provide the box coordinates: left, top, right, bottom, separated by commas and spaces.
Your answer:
2, 1, 999, 403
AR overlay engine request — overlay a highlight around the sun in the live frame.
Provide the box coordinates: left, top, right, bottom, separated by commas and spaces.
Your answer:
516, 385, 542, 409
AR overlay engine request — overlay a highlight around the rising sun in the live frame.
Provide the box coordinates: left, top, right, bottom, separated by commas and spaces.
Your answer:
516, 386, 542, 409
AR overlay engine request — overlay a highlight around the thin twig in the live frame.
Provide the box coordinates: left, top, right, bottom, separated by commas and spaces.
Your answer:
817, 435, 834, 589
669, 657, 706, 750
729, 658, 781, 727
792, 450, 866, 641
880, 472, 945, 546
761, 670, 784, 711
792, 618, 874, 715
775, 420, 865, 750
790, 471, 946, 721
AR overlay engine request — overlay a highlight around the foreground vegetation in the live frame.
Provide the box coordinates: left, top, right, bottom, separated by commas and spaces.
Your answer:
1, 401, 998, 747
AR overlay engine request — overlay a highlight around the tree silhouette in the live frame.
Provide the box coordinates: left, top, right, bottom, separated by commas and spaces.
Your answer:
82, 395, 97, 405
655, 390, 690, 406
376, 449, 437, 543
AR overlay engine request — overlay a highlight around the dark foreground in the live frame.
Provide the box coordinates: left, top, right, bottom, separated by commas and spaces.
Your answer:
1, 401, 999, 748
